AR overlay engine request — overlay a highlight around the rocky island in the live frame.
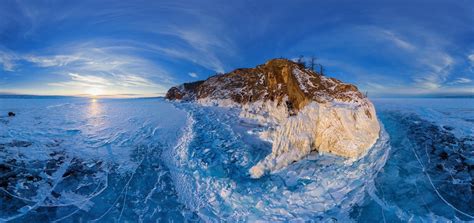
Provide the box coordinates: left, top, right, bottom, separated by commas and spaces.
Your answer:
166, 59, 380, 178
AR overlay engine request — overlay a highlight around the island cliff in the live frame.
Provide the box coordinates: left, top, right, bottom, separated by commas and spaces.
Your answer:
166, 58, 380, 178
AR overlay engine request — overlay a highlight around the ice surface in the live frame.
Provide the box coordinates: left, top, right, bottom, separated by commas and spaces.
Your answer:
0, 98, 197, 222
356, 98, 474, 222
1, 97, 472, 222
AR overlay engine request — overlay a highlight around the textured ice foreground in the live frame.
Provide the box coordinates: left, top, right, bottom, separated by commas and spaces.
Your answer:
0, 98, 196, 222
0, 97, 473, 222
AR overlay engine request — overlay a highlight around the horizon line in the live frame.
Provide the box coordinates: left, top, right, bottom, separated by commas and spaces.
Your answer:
0, 93, 472, 99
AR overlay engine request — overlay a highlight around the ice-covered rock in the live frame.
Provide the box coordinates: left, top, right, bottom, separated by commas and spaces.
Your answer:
166, 58, 380, 178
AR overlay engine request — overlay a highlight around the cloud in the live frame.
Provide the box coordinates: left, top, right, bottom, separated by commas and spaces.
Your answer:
152, 28, 233, 73
360, 26, 456, 91
5, 0, 237, 74
0, 51, 17, 71
2, 41, 175, 95
469, 54, 474, 71
450, 77, 472, 84
413, 52, 454, 89
24, 55, 82, 67
302, 26, 460, 95
117, 74, 159, 87
188, 72, 198, 78
49, 72, 162, 94
469, 54, 474, 63
371, 27, 455, 90
378, 29, 415, 51
48, 73, 110, 88
69, 73, 110, 85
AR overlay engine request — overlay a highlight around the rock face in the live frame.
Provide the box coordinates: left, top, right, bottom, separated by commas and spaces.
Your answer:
166, 59, 380, 178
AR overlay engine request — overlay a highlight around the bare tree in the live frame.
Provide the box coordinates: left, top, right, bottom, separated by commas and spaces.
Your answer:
297, 55, 306, 68
309, 56, 317, 71
319, 64, 325, 76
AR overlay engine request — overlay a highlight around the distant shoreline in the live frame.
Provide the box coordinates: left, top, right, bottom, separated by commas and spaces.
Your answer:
0, 94, 165, 99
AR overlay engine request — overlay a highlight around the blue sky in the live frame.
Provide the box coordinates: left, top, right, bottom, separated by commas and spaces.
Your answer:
0, 0, 473, 97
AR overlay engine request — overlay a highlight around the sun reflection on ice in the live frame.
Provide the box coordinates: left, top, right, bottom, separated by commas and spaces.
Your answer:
88, 98, 102, 117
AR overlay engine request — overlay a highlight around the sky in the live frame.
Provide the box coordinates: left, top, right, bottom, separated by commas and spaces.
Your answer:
0, 0, 473, 97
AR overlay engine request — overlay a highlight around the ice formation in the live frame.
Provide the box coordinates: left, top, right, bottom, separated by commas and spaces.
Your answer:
166, 58, 380, 177
162, 103, 390, 221
243, 101, 379, 178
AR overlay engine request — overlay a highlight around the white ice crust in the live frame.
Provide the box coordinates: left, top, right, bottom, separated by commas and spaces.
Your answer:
197, 97, 381, 178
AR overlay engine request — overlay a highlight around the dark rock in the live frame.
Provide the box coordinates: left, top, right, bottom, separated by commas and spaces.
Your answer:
46, 139, 63, 148
436, 164, 444, 171
0, 164, 11, 173
8, 140, 32, 147
443, 126, 454, 131
25, 175, 39, 182
1, 140, 32, 148
439, 151, 449, 160
8, 112, 15, 117
51, 190, 61, 198
0, 165, 17, 189
45, 157, 65, 176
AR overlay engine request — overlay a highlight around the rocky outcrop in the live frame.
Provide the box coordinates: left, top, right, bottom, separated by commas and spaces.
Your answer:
166, 58, 380, 178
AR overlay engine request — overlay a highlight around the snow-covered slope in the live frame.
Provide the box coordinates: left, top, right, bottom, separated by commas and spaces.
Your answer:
166, 59, 380, 178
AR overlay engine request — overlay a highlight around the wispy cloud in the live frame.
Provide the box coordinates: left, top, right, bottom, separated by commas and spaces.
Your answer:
449, 77, 472, 84
295, 25, 465, 96
370, 26, 462, 92
370, 27, 455, 89
188, 72, 198, 78
49, 72, 160, 90
469, 53, 474, 71
117, 74, 159, 87
469, 54, 474, 63
24, 55, 82, 67
153, 27, 235, 73
1, 41, 175, 95
378, 29, 415, 51
69, 73, 110, 85
0, 50, 18, 71
413, 50, 454, 89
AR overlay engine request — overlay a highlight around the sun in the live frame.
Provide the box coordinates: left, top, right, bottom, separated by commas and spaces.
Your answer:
86, 87, 103, 97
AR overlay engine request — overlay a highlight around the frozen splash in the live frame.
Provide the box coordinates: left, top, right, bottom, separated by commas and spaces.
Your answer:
1, 97, 472, 222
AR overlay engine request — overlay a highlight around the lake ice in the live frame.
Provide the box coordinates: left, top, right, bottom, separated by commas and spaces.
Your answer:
0, 97, 472, 222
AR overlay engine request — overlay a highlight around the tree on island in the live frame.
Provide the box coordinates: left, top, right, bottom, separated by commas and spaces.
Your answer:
296, 55, 324, 76
296, 55, 306, 68
309, 56, 317, 72
319, 64, 325, 76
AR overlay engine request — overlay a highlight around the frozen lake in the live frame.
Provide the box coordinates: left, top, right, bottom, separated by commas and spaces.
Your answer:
0, 97, 473, 222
